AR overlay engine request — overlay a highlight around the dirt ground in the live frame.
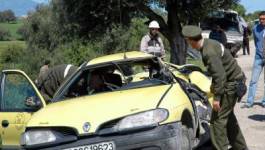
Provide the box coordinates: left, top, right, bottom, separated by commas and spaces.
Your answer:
234, 40, 265, 150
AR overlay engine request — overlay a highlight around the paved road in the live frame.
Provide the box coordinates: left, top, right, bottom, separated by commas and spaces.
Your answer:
235, 41, 265, 150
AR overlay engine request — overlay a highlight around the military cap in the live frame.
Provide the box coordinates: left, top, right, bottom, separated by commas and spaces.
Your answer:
182, 25, 202, 38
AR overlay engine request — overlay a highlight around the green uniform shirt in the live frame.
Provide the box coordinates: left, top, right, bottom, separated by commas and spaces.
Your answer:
38, 64, 78, 101
201, 39, 243, 101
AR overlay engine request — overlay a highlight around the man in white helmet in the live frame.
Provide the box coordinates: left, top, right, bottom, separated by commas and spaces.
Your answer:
140, 20, 165, 58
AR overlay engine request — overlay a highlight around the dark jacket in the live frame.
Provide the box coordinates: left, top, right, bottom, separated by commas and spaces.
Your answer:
38, 64, 78, 102
201, 39, 243, 101
209, 30, 227, 46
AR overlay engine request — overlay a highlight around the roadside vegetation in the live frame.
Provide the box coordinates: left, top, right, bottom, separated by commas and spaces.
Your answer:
0, 1, 260, 79
0, 21, 23, 40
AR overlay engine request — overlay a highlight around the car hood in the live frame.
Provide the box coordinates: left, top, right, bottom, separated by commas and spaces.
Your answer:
27, 85, 171, 134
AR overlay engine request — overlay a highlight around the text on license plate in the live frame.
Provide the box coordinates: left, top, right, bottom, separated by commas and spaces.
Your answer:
64, 141, 115, 150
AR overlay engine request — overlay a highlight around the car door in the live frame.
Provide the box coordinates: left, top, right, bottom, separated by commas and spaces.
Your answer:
0, 70, 46, 149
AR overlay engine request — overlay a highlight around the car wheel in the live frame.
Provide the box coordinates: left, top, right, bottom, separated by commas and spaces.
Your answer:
180, 125, 192, 150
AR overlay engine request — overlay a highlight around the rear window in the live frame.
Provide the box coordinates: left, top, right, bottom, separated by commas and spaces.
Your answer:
201, 11, 239, 32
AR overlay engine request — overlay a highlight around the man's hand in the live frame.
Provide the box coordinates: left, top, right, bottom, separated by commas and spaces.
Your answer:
25, 97, 35, 107
213, 100, 221, 112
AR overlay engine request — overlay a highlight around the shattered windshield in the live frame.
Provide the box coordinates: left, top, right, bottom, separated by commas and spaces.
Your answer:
56, 58, 173, 100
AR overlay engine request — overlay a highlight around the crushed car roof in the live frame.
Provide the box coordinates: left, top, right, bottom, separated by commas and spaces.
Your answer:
87, 51, 154, 65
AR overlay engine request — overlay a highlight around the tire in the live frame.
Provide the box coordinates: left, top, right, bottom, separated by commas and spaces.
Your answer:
180, 125, 192, 150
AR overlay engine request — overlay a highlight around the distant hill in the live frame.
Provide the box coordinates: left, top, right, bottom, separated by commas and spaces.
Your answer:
0, 0, 40, 16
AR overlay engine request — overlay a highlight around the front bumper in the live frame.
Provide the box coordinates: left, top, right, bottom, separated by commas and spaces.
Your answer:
24, 122, 183, 150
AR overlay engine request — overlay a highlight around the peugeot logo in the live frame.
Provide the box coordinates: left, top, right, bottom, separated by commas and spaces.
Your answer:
83, 122, 91, 132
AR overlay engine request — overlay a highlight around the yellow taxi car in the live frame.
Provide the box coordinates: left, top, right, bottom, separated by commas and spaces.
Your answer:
1, 51, 212, 150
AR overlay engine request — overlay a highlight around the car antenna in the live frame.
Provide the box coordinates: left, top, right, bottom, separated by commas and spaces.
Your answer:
123, 50, 128, 59
118, 0, 127, 60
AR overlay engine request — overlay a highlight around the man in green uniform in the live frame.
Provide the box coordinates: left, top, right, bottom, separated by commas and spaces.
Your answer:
182, 25, 248, 150
37, 64, 78, 102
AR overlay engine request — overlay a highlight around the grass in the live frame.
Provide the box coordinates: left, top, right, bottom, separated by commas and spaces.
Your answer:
0, 20, 25, 51
0, 41, 26, 52
0, 20, 23, 40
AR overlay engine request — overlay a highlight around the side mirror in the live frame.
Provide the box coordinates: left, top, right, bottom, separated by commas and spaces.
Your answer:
25, 96, 42, 109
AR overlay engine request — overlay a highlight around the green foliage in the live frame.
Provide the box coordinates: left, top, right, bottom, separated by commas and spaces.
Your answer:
21, 5, 64, 52
125, 18, 150, 50
51, 18, 149, 65
0, 42, 40, 79
0, 21, 23, 40
51, 40, 103, 65
0, 41, 25, 52
0, 44, 26, 63
98, 18, 148, 54
0, 10, 16, 23
0, 27, 11, 40
245, 11, 261, 23
0, 43, 27, 74
1, 0, 241, 78
231, 3, 246, 17
53, 0, 134, 39
16, 24, 26, 40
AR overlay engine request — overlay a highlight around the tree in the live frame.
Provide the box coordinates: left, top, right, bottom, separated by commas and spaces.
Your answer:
231, 3, 246, 17
245, 11, 261, 22
17, 24, 27, 40
21, 5, 63, 52
0, 10, 16, 23
54, 0, 239, 65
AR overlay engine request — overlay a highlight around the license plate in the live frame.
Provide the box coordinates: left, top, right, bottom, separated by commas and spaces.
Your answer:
64, 141, 116, 150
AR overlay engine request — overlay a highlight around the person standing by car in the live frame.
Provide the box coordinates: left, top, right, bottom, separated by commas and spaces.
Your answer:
182, 25, 248, 150
242, 26, 251, 55
209, 24, 227, 46
37, 64, 78, 102
140, 20, 165, 58
243, 11, 265, 108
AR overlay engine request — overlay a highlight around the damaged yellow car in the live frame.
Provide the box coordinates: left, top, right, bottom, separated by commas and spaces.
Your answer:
1, 51, 213, 150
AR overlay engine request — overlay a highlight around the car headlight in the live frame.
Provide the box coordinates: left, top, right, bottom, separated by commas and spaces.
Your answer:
115, 108, 168, 131
21, 129, 56, 146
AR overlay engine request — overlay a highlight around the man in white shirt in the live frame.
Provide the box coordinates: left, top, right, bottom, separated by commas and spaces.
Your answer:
140, 20, 165, 58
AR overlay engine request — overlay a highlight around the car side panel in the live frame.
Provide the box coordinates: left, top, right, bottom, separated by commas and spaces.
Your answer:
158, 84, 194, 124
1, 112, 32, 147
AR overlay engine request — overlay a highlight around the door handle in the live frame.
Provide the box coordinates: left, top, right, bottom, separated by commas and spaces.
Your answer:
2, 120, 9, 128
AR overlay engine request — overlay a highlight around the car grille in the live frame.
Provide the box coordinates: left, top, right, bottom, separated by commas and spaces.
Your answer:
99, 119, 120, 129
53, 127, 77, 136
96, 118, 122, 135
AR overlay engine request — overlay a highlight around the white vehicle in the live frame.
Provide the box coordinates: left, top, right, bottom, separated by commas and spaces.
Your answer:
200, 10, 245, 57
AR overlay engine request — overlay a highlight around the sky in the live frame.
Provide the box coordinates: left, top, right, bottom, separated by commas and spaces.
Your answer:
32, 0, 49, 4
240, 0, 265, 13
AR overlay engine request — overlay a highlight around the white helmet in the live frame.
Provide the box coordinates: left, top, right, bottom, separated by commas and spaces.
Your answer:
149, 20, 160, 28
